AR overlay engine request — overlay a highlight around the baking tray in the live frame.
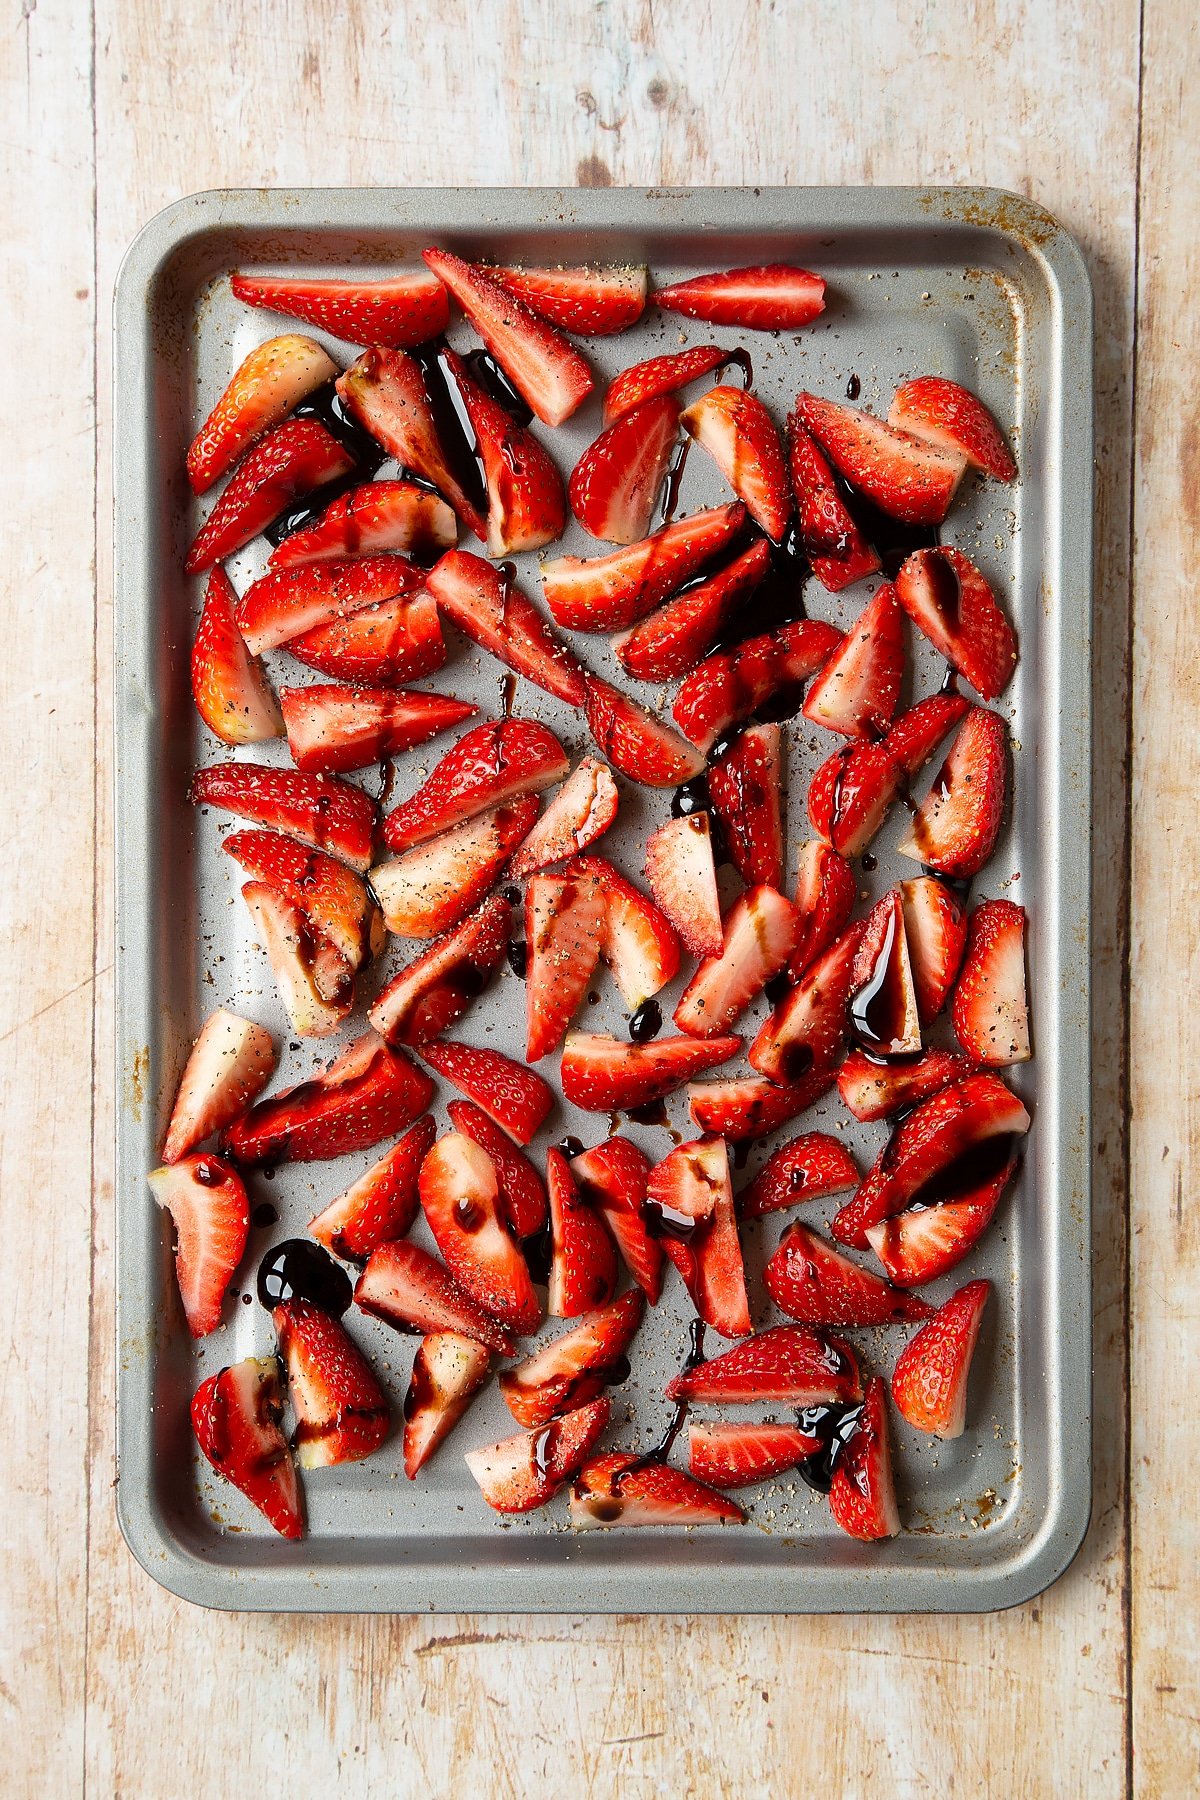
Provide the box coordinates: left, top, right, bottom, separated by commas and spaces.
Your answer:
113, 186, 1092, 1613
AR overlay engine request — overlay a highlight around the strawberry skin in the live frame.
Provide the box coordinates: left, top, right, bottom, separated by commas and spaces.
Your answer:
223, 1032, 434, 1164
570, 1454, 746, 1528
763, 1221, 933, 1327
525, 872, 605, 1061
790, 840, 858, 980
382, 719, 568, 852
542, 502, 746, 632
185, 419, 354, 573
448, 1100, 547, 1239
148, 1154, 250, 1337
489, 263, 648, 335
274, 1299, 391, 1469
187, 334, 337, 494
268, 480, 458, 569
231, 269, 450, 349
737, 1131, 859, 1220
309, 1113, 436, 1260
570, 854, 681, 1009
500, 1289, 645, 1428
802, 581, 906, 740
509, 758, 619, 878
546, 1148, 619, 1318
583, 676, 706, 788
281, 683, 476, 775
161, 1010, 276, 1164
837, 1047, 974, 1123
354, 1239, 516, 1355
648, 1135, 750, 1338
867, 1175, 1012, 1287
335, 347, 488, 538
418, 1038, 553, 1145
284, 589, 447, 688
561, 1032, 741, 1112
571, 1137, 663, 1303
419, 1131, 541, 1336
603, 344, 728, 426
466, 1397, 611, 1514
688, 1068, 837, 1140
786, 415, 881, 593
793, 392, 967, 527
569, 396, 681, 544
223, 829, 374, 972
681, 384, 791, 541
688, 1421, 821, 1490
666, 1324, 861, 1406
191, 1358, 303, 1539
370, 796, 539, 939
403, 1331, 492, 1477
441, 345, 567, 555
707, 722, 785, 889
828, 1378, 900, 1541
899, 875, 969, 1023
749, 923, 865, 1085
672, 618, 844, 753
426, 551, 587, 707
891, 1278, 991, 1437
889, 377, 1016, 482
675, 884, 800, 1038
952, 898, 1030, 1065
653, 264, 826, 330
616, 539, 772, 683
237, 552, 423, 656
644, 813, 724, 960
369, 894, 511, 1046
191, 567, 283, 746
190, 762, 377, 873
897, 706, 1008, 879
895, 547, 1017, 700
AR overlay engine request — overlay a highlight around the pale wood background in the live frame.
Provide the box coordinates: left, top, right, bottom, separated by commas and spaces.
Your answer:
2, 0, 1195, 1793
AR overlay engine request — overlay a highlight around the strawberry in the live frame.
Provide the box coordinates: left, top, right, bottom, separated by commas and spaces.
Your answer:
665, 1324, 861, 1405
335, 347, 487, 538
895, 547, 1017, 700
688, 1421, 821, 1490
422, 248, 594, 426
790, 840, 857, 980
418, 1038, 553, 1145
426, 551, 587, 706
801, 581, 905, 739
951, 899, 1030, 1066
672, 618, 843, 753
763, 1221, 932, 1326
707, 722, 785, 889
382, 719, 568, 852
560, 1032, 741, 1112
674, 884, 800, 1038
237, 553, 424, 655
488, 263, 647, 335
185, 419, 354, 574
190, 762, 376, 872
525, 871, 605, 1061
509, 758, 619, 878
749, 923, 865, 1084
419, 1131, 541, 1335
161, 1010, 276, 1164
737, 1131, 859, 1220
369, 894, 511, 1046
644, 813, 723, 959
828, 1378, 900, 1540
440, 345, 566, 554
546, 1148, 619, 1317
847, 890, 922, 1057
231, 269, 450, 349
867, 1176, 1011, 1286
284, 589, 447, 687
603, 344, 730, 426
680, 385, 791, 541
187, 334, 338, 494
309, 1114, 436, 1260
190, 567, 283, 746
273, 1298, 391, 1468
370, 796, 539, 938
191, 1359, 305, 1546
447, 1100, 547, 1239
897, 706, 1008, 879
583, 675, 706, 788
571, 1137, 663, 1302
899, 875, 969, 1023
281, 683, 476, 774
148, 1154, 249, 1337
889, 376, 1017, 482
569, 1454, 745, 1528
792, 392, 967, 527
223, 829, 375, 971
891, 1279, 991, 1437
647, 1136, 750, 1337
884, 691, 971, 776
542, 503, 746, 632
786, 415, 881, 593
837, 1047, 974, 1123
223, 1032, 434, 1164
355, 1239, 516, 1354
569, 396, 680, 544
267, 480, 458, 569
465, 1397, 611, 1513
653, 264, 826, 330
241, 882, 354, 1037
687, 1068, 836, 1140
500, 1290, 645, 1428
569, 855, 682, 1009
807, 694, 969, 858
402, 1331, 492, 1477
615, 539, 772, 682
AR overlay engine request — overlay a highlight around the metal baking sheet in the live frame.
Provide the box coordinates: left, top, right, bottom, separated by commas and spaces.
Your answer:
113, 186, 1092, 1613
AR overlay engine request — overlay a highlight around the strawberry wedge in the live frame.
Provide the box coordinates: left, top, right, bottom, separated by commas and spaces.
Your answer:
653, 264, 826, 330
223, 1033, 434, 1164
542, 503, 746, 633
281, 683, 476, 775
191, 568, 284, 746
793, 391, 967, 527
185, 419, 353, 573
370, 797, 538, 939
489, 263, 648, 336
426, 551, 587, 706
231, 269, 450, 349
236, 553, 424, 655
267, 480, 458, 569
335, 347, 487, 539
382, 719, 568, 852
187, 334, 338, 494
672, 618, 843, 753
190, 762, 376, 872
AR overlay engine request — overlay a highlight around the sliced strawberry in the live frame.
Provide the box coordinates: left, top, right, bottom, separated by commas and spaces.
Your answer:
889, 377, 1016, 482
569, 854, 681, 1010
191, 1357, 304, 1539
418, 1038, 553, 1145
237, 552, 424, 655
223, 829, 375, 971
828, 1378, 900, 1541
268, 480, 457, 569
426, 551, 587, 706
447, 1100, 547, 1239
465, 1397, 610, 1513
191, 567, 283, 746
737, 1131, 859, 1219
802, 581, 905, 739
335, 347, 487, 538
885, 691, 971, 776
793, 392, 967, 527
440, 345, 566, 555
786, 415, 881, 592
231, 269, 450, 350
402, 1331, 492, 1477
808, 694, 969, 858
681, 385, 791, 540
899, 874, 969, 1024
273, 1298, 390, 1468
185, 419, 354, 574
223, 1032, 434, 1164
764, 1221, 932, 1326
675, 884, 800, 1038
281, 682, 475, 774
790, 840, 857, 981
897, 706, 1008, 879
489, 263, 647, 336
369, 894, 510, 1046
603, 344, 729, 426
891, 1278, 991, 1437
241, 881, 354, 1037
749, 923, 865, 1085
526, 871, 605, 1061
571, 1137, 663, 1302
422, 249, 594, 426
847, 890, 922, 1057
569, 396, 680, 545
583, 675, 705, 788
570, 1454, 745, 1527
707, 722, 785, 889
895, 547, 1017, 700
687, 1068, 836, 1140
952, 899, 1030, 1066
665, 1325, 861, 1405
370, 796, 539, 939
648, 1136, 750, 1337
837, 1047, 974, 1123
309, 1114, 436, 1259
383, 719, 568, 852
510, 759, 619, 877
643, 813, 723, 960
148, 1153, 249, 1337
355, 1239, 516, 1354
672, 618, 843, 753
187, 334, 338, 494
161, 1010, 276, 1164
419, 1131, 541, 1335
191, 762, 376, 873
500, 1290, 644, 1428
653, 264, 826, 330
615, 538, 772, 682
542, 503, 746, 632
284, 589, 447, 687
560, 1032, 741, 1112
867, 1174, 1011, 1286
546, 1148, 619, 1318
688, 1421, 821, 1489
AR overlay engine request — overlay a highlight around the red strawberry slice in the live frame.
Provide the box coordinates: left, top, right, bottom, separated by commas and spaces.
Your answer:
355, 1239, 516, 1354
223, 1032, 434, 1165
764, 1221, 932, 1326
500, 1289, 644, 1428
191, 567, 283, 746
231, 269, 450, 349
426, 551, 587, 706
793, 393, 967, 527
665, 1324, 861, 1405
223, 829, 375, 971
570, 1454, 746, 1527
418, 1038, 553, 1146
868, 1176, 1011, 1286
687, 1068, 837, 1140
187, 334, 338, 494
241, 882, 354, 1037
603, 344, 730, 426
672, 618, 843, 753
786, 415, 881, 592
148, 1153, 249, 1337
891, 1278, 991, 1437
895, 547, 1017, 700
847, 890, 922, 1058
284, 589, 447, 687
749, 923, 865, 1085
402, 1331, 492, 1477
583, 676, 705, 788
191, 1358, 304, 1539
653, 264, 826, 330
382, 719, 568, 852
465, 1397, 610, 1513
569, 396, 681, 544
807, 693, 969, 858
368, 894, 510, 1046
309, 1113, 436, 1260
952, 898, 1030, 1066
644, 813, 723, 960
837, 1047, 974, 1123
268, 480, 458, 569
546, 1148, 619, 1318
737, 1131, 859, 1220
560, 1032, 741, 1112
681, 385, 791, 541
674, 884, 800, 1038
889, 377, 1017, 482
802, 581, 905, 739
335, 347, 487, 538
525, 871, 605, 1061
185, 419, 354, 574
790, 840, 857, 980
828, 1378, 900, 1541
440, 345, 566, 555
897, 706, 1008, 879
273, 1299, 391, 1468
688, 1421, 821, 1489
161, 1010, 276, 1164
569, 854, 681, 1009
899, 875, 969, 1023
571, 1137, 663, 1302
542, 502, 746, 632
510, 758, 619, 878
489, 263, 647, 336
647, 1136, 750, 1338
885, 691, 972, 776
237, 552, 424, 655
369, 796, 539, 939
281, 683, 475, 774
707, 722, 785, 889
419, 1131, 541, 1335
448, 1101, 547, 1239
422, 249, 594, 427
191, 762, 376, 873
615, 539, 772, 682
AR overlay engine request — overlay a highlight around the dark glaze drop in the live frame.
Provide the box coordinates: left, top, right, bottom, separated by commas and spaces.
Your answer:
375, 759, 398, 809
627, 1097, 671, 1129
506, 940, 528, 979
410, 340, 489, 519
192, 1156, 229, 1188
730, 1137, 753, 1170
251, 1201, 279, 1229
709, 521, 810, 653
614, 1319, 708, 1487
796, 1402, 864, 1493
671, 772, 712, 818
257, 1239, 352, 1316
860, 851, 879, 873
556, 1135, 584, 1160
642, 1196, 707, 1244
907, 1132, 1020, 1210
720, 348, 754, 389
939, 664, 962, 696
657, 435, 692, 526
849, 903, 910, 1055
845, 373, 861, 401
628, 998, 663, 1043
923, 550, 964, 629
500, 670, 517, 717
920, 863, 973, 903
763, 972, 792, 1008
455, 1196, 486, 1233
464, 347, 534, 426
775, 1041, 815, 1083
502, 884, 521, 905
522, 1220, 553, 1284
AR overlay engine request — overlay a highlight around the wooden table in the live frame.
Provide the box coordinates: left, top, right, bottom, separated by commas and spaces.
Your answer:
3, 1, 1194, 1792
